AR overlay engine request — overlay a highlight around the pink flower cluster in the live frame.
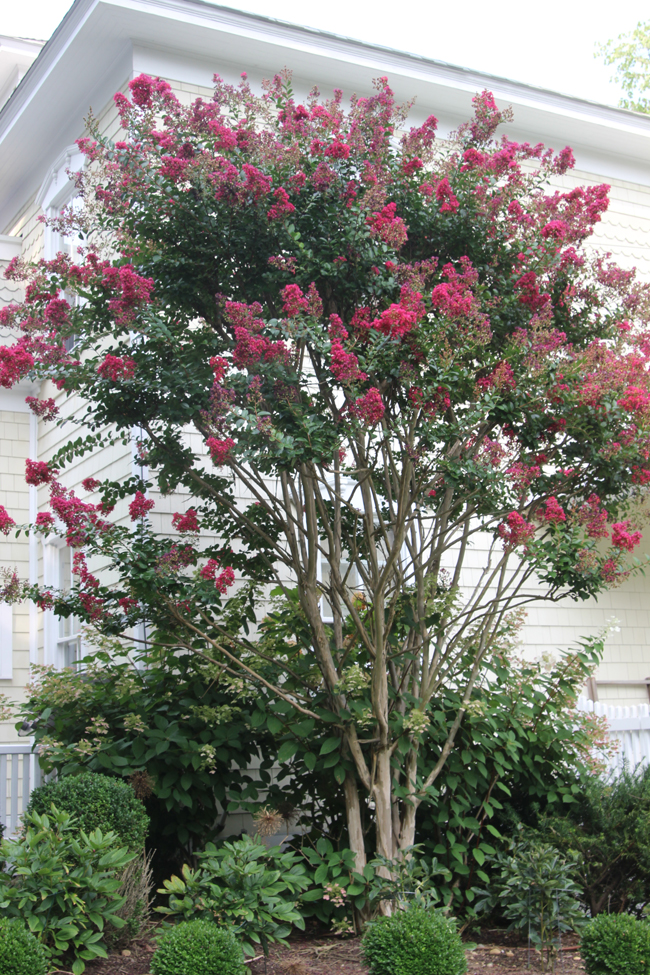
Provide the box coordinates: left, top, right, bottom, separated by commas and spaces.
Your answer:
611, 520, 642, 551
350, 388, 385, 426
129, 491, 155, 521
35, 512, 54, 529
365, 202, 408, 249
102, 265, 154, 326
542, 496, 566, 523
232, 327, 291, 370
82, 477, 101, 492
127, 73, 176, 110
25, 396, 58, 421
206, 436, 235, 465
72, 551, 100, 589
330, 341, 367, 384
369, 286, 425, 341
209, 356, 229, 382
0, 505, 16, 535
97, 355, 136, 382
498, 511, 536, 550
25, 460, 57, 486
575, 495, 609, 539
200, 558, 235, 594
618, 387, 650, 416
172, 508, 200, 533
0, 342, 34, 389
435, 178, 459, 213
49, 485, 105, 547
267, 187, 295, 221
281, 282, 323, 319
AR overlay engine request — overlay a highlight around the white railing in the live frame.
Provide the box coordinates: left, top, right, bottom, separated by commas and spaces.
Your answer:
0, 744, 42, 838
577, 696, 650, 774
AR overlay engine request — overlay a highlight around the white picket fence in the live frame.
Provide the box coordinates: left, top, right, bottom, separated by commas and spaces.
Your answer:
0, 744, 42, 838
576, 695, 650, 774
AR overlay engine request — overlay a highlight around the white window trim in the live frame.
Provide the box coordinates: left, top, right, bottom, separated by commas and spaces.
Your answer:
0, 604, 13, 680
42, 538, 82, 670
36, 145, 86, 260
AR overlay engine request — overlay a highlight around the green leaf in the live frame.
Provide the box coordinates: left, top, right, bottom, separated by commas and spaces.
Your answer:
278, 740, 299, 763
319, 737, 341, 755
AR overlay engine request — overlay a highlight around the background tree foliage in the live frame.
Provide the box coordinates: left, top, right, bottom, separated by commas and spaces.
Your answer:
599, 22, 650, 113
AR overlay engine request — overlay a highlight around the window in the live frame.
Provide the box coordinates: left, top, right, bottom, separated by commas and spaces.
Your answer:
43, 541, 81, 669
36, 146, 85, 351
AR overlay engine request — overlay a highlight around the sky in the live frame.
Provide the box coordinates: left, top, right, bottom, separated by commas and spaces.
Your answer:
2, 0, 648, 108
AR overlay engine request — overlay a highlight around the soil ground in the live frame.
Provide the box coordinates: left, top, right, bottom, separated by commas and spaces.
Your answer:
54, 927, 587, 975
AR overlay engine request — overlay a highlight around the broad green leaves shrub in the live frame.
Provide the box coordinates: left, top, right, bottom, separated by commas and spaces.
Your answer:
362, 904, 466, 975
26, 771, 148, 851
473, 831, 584, 963
20, 649, 273, 854
0, 918, 48, 975
538, 764, 650, 917
156, 834, 308, 956
581, 913, 650, 975
0, 806, 135, 975
150, 919, 246, 975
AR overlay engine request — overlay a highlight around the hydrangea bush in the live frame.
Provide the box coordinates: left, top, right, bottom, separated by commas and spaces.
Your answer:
1, 71, 649, 871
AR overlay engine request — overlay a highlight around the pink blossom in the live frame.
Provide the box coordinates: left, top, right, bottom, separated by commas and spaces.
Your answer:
281, 284, 309, 317
435, 177, 460, 213
82, 478, 101, 492
365, 202, 408, 249
350, 388, 385, 426
617, 387, 650, 416
206, 437, 235, 465
215, 566, 235, 594
36, 512, 55, 528
102, 265, 154, 325
267, 186, 296, 221
25, 460, 57, 486
402, 157, 424, 176
0, 506, 16, 535
172, 508, 200, 533
97, 355, 136, 382
0, 342, 34, 388
575, 495, 609, 539
498, 511, 536, 550
325, 140, 350, 160
209, 356, 229, 382
600, 557, 619, 583
543, 497, 566, 523
25, 397, 58, 421
330, 341, 367, 384
200, 558, 220, 580
129, 491, 154, 521
611, 520, 642, 552
118, 597, 138, 612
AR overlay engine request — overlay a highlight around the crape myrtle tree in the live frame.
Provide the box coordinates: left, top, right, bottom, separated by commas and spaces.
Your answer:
1, 71, 650, 870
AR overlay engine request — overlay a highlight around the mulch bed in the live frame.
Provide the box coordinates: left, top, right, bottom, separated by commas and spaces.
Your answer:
54, 928, 587, 975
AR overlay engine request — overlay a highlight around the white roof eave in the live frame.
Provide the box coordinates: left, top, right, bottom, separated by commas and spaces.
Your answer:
2, 0, 650, 232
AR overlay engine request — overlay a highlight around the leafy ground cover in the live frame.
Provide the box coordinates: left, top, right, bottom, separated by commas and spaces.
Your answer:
52, 928, 588, 975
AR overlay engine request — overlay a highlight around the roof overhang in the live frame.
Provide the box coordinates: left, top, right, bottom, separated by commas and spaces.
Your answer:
2, 0, 650, 233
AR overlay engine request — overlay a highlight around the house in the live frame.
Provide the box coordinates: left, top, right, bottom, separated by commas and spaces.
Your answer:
2, 0, 650, 828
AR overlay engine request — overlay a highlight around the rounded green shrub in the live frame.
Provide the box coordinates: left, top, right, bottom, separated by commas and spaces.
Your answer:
151, 919, 247, 975
26, 771, 148, 851
362, 904, 466, 975
581, 913, 650, 975
0, 918, 48, 975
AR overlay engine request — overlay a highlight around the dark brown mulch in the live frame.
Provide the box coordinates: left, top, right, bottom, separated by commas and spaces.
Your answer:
54, 928, 587, 975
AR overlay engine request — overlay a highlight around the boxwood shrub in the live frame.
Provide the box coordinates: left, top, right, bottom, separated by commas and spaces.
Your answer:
0, 918, 48, 975
26, 772, 148, 851
581, 913, 650, 975
151, 919, 247, 975
362, 904, 467, 975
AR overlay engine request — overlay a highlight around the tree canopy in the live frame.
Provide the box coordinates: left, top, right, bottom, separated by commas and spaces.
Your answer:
1, 71, 649, 868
